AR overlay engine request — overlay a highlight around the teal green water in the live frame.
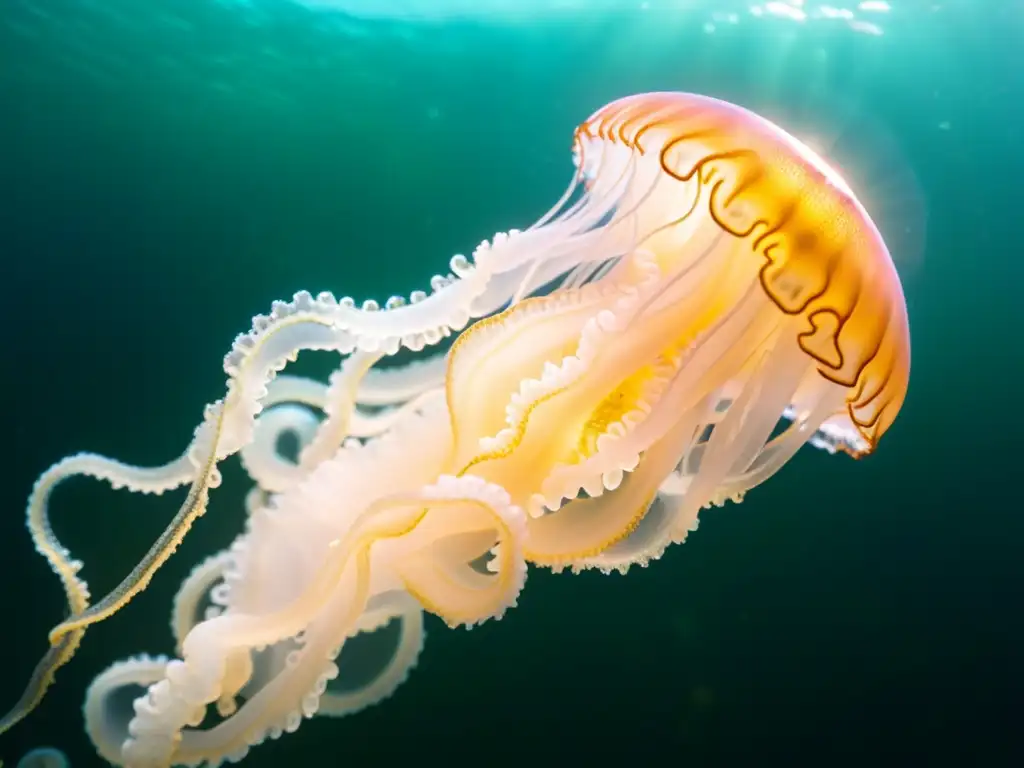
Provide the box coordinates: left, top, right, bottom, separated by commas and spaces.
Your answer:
1, 1, 1020, 765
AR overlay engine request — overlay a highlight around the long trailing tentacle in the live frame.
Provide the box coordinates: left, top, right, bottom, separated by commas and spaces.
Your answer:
0, 232, 521, 737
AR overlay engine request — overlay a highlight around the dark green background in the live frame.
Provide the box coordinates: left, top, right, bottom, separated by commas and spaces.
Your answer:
1, 1, 1020, 765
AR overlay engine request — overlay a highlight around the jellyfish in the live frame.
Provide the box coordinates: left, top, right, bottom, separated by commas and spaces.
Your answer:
1, 92, 909, 766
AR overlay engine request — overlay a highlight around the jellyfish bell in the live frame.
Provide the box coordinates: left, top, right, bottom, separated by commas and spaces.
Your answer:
749, 92, 928, 284
559, 91, 911, 456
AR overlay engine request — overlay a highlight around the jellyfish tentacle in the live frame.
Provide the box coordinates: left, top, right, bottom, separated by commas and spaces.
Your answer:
297, 350, 383, 469
84, 399, 485, 766
46, 400, 225, 634
28, 451, 197, 624
83, 654, 171, 766
348, 387, 446, 439
525, 391, 712, 567
662, 331, 816, 542
170, 552, 234, 654
524, 302, 793, 569
444, 275, 615, 468
658, 392, 867, 498
458, 249, 666, 473
119, 474, 525, 768
529, 352, 679, 516
240, 350, 382, 493
223, 394, 453, 620
577, 348, 847, 576
316, 590, 426, 718
714, 391, 849, 500
4, 224, 542, 738
2, 246, 507, 736
599, 332, 838, 570
241, 404, 321, 493
233, 245, 495, 364
0, 404, 224, 738
240, 373, 329, 492
355, 353, 447, 407
532, 254, 768, 514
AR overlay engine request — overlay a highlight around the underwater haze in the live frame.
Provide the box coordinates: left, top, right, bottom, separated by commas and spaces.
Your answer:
1, 0, 1021, 766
